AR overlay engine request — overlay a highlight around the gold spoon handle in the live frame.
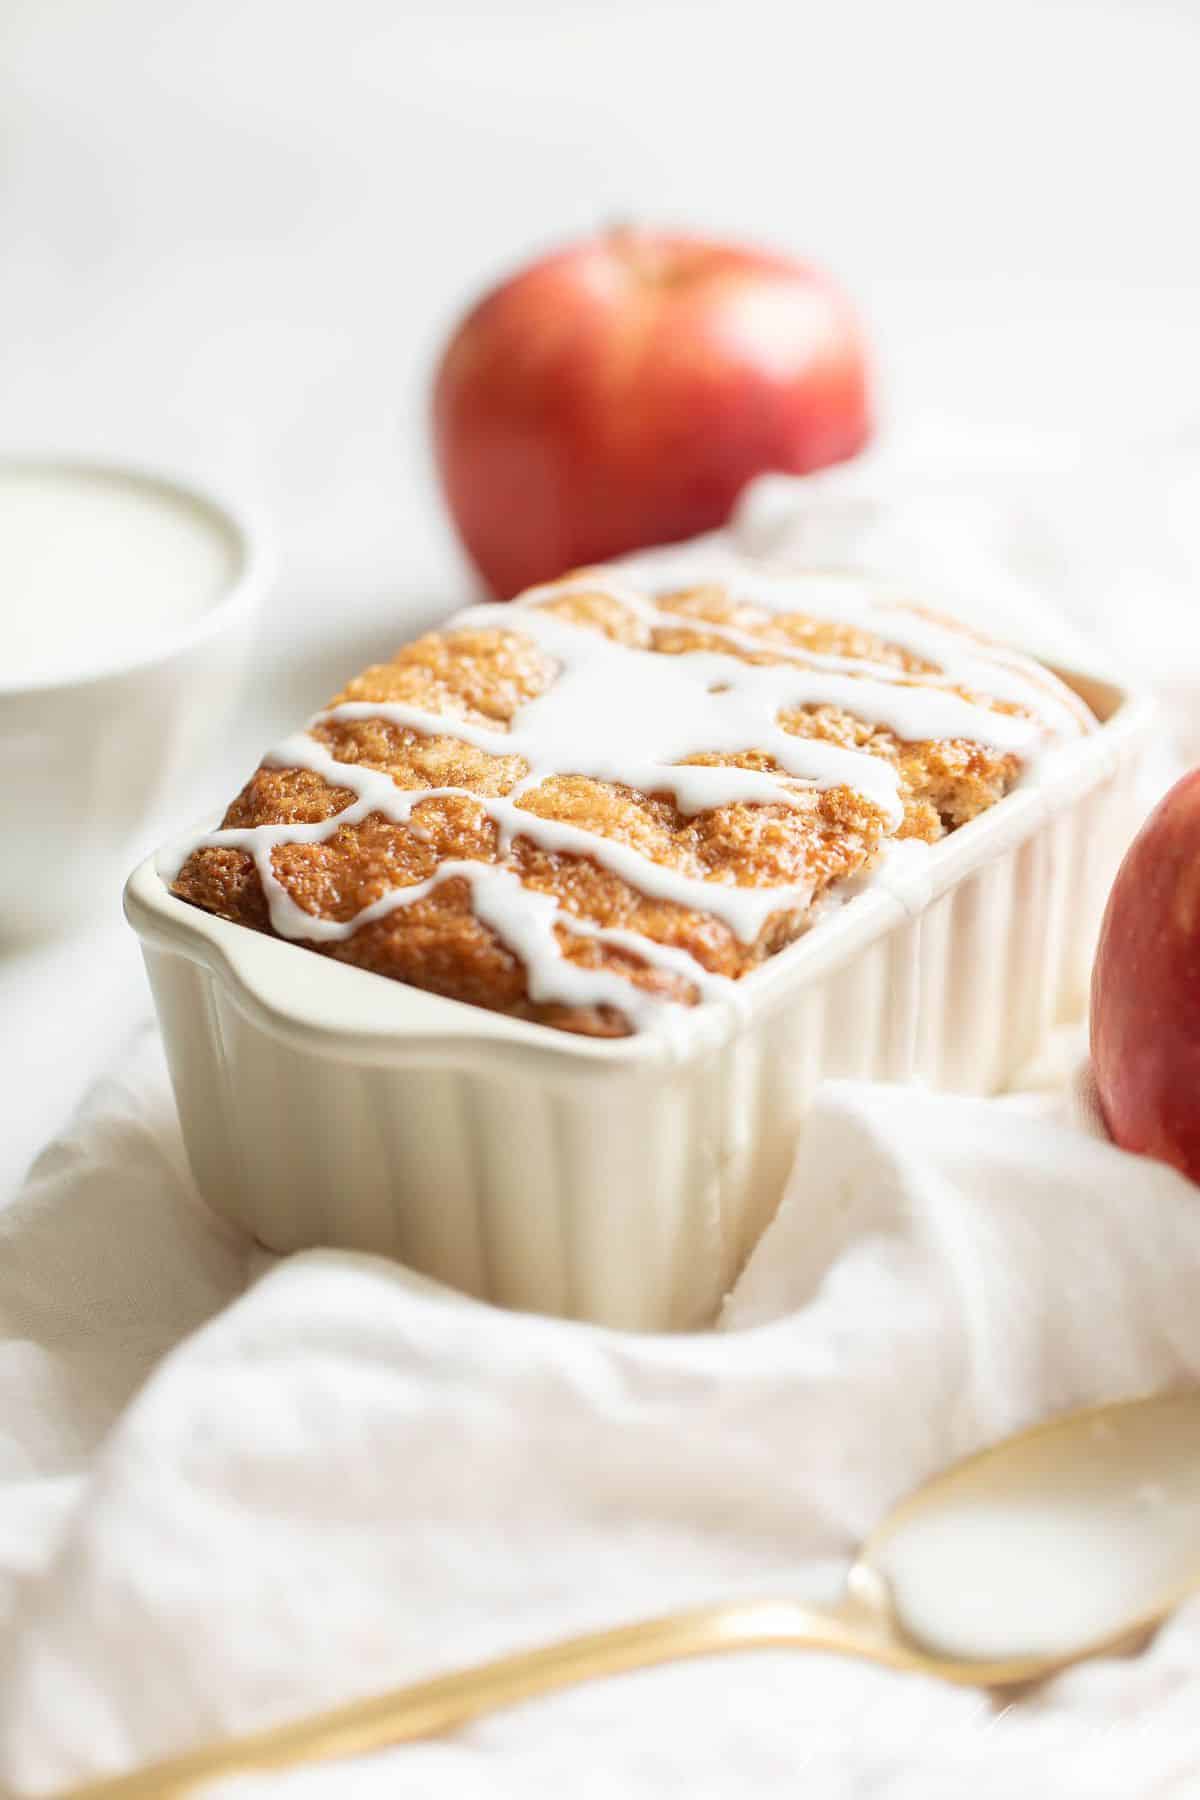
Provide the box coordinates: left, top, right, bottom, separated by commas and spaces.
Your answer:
61, 1598, 874, 1799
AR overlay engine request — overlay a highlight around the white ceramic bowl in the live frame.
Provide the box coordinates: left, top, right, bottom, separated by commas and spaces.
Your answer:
0, 457, 270, 938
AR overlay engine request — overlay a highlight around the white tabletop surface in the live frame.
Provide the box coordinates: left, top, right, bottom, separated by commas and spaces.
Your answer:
3, 0, 1200, 1195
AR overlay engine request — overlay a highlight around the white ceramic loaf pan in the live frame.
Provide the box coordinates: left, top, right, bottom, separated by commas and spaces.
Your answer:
125, 664, 1151, 1332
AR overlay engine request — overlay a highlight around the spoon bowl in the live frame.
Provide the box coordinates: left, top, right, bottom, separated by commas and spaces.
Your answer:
863, 1389, 1200, 1665
64, 1390, 1200, 1798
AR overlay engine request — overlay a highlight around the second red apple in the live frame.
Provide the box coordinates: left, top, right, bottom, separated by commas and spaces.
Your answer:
1091, 768, 1200, 1185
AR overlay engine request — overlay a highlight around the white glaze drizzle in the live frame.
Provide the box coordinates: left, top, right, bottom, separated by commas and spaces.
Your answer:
160, 558, 1087, 1035
534, 553, 1089, 740
158, 733, 822, 944
449, 603, 1043, 762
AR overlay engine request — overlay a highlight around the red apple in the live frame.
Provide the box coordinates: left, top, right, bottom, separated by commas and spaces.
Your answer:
1091, 768, 1200, 1182
432, 228, 872, 598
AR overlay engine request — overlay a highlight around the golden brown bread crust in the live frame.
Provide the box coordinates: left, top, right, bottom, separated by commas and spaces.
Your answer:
171, 576, 1090, 1036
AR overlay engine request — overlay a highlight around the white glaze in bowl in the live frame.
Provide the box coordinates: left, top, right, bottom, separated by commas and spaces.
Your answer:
0, 456, 271, 938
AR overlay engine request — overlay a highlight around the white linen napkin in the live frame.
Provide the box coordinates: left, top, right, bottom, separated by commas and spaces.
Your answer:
3, 1024, 1200, 1799
6, 466, 1200, 1797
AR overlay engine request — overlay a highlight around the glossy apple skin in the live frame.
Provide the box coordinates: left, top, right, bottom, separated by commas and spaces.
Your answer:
432, 230, 872, 598
1091, 769, 1200, 1182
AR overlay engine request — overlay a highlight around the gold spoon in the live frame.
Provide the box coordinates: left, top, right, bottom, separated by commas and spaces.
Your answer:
62, 1390, 1200, 1799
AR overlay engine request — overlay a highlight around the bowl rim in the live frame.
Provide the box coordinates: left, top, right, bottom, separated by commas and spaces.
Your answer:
0, 452, 274, 698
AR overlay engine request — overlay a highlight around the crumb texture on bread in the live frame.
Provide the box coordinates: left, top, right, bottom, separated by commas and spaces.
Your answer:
169, 559, 1094, 1037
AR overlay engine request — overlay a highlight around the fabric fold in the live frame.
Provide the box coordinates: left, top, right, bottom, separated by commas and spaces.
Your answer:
3, 1061, 1200, 1796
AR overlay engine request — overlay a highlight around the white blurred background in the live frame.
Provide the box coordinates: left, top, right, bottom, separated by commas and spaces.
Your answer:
5, 0, 1200, 731
3, 0, 1199, 1186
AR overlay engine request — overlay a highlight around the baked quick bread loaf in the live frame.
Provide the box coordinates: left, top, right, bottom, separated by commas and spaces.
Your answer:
165, 545, 1095, 1038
